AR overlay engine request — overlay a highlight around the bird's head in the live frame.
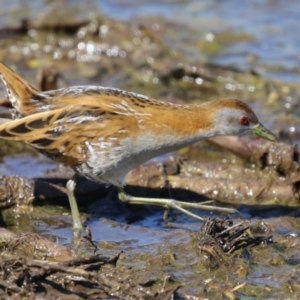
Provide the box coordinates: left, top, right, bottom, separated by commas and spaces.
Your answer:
206, 99, 276, 142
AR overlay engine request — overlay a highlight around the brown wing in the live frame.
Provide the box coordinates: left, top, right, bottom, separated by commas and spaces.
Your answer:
0, 104, 140, 166
0, 62, 175, 117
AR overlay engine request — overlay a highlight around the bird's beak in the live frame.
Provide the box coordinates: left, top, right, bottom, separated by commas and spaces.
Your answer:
252, 123, 277, 142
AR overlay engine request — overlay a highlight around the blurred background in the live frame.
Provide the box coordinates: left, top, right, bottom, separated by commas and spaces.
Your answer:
1, 1, 300, 298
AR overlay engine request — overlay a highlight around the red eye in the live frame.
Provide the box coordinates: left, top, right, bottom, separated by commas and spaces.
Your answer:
239, 116, 249, 126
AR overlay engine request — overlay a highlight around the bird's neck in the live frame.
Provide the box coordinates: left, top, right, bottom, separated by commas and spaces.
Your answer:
130, 103, 216, 154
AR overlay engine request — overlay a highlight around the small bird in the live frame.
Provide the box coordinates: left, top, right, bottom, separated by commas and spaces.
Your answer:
0, 63, 276, 229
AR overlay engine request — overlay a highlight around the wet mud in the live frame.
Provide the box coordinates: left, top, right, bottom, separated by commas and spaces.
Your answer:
0, 1, 300, 299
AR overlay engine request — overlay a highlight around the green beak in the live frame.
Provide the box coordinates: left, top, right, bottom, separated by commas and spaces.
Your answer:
252, 123, 277, 142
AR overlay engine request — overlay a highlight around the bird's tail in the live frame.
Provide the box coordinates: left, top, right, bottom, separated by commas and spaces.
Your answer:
0, 62, 46, 116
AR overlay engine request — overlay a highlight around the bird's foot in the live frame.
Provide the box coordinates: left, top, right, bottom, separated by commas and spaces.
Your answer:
118, 188, 238, 222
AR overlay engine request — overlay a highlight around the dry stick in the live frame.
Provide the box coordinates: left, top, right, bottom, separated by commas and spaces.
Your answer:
74, 226, 98, 253
0, 279, 22, 293
26, 259, 94, 279
1, 252, 121, 281
62, 254, 116, 267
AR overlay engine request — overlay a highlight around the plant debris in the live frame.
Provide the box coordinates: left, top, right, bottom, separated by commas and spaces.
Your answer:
198, 217, 273, 267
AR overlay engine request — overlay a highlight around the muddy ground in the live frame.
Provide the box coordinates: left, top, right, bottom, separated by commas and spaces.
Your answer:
0, 1, 300, 299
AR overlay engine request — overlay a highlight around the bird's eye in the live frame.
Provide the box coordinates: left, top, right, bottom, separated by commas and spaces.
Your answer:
239, 116, 249, 126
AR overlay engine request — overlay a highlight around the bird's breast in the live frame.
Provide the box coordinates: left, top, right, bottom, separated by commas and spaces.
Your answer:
75, 127, 203, 186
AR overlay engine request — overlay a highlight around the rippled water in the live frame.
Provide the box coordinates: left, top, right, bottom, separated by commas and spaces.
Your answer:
2, 0, 300, 82
100, 0, 300, 83
0, 2, 299, 297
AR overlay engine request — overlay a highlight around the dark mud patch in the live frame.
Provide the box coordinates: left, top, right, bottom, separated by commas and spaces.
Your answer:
0, 1, 300, 299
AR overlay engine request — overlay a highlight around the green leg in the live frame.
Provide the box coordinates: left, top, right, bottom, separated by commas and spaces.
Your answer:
66, 175, 83, 230
118, 187, 237, 221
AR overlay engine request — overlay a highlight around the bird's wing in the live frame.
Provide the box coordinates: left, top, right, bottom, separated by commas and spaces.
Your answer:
0, 104, 139, 166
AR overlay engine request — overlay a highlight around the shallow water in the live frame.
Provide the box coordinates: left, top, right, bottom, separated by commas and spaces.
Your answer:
0, 1, 300, 298
0, 154, 56, 177
2, 0, 300, 83
102, 0, 300, 83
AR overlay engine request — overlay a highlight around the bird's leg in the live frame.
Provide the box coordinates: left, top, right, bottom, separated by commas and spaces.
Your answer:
118, 188, 238, 222
160, 163, 172, 223
66, 174, 83, 230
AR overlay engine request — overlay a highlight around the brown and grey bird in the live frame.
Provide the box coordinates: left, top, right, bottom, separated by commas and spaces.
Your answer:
0, 62, 276, 229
